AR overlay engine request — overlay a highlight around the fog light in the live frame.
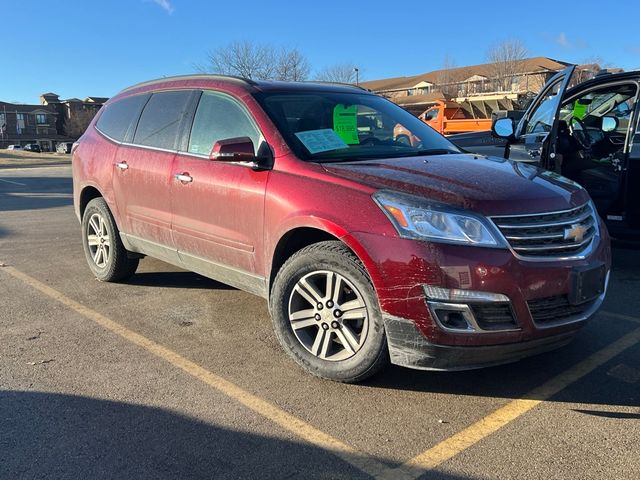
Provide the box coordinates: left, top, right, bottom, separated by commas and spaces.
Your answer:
433, 309, 471, 330
425, 285, 516, 334
423, 285, 509, 303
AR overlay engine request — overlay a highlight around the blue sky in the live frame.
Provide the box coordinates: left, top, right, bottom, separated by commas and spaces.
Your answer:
2, 0, 640, 103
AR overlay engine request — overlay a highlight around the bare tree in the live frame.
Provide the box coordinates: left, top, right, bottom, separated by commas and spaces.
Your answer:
201, 41, 310, 81
64, 108, 98, 138
435, 54, 457, 97
571, 56, 610, 85
314, 63, 359, 84
204, 41, 275, 79
274, 48, 310, 81
486, 39, 528, 92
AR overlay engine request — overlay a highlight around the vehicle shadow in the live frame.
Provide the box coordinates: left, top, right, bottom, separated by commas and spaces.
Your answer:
0, 151, 69, 160
129, 271, 237, 290
0, 160, 71, 170
0, 176, 73, 212
364, 330, 638, 409
364, 311, 639, 408
0, 390, 471, 480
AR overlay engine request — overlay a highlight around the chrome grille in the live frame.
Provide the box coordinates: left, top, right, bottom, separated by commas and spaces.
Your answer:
491, 203, 597, 258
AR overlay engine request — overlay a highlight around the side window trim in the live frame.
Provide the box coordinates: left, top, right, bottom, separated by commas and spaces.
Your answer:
176, 90, 202, 153
123, 93, 152, 144
183, 89, 265, 157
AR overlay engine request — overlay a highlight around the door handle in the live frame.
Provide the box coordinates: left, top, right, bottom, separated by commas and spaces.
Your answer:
115, 161, 128, 170
174, 173, 193, 183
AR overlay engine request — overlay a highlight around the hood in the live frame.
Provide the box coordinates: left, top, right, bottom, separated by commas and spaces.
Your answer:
321, 154, 590, 216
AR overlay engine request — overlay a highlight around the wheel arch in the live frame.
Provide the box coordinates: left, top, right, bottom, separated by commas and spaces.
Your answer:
79, 185, 103, 218
267, 223, 383, 302
78, 185, 123, 232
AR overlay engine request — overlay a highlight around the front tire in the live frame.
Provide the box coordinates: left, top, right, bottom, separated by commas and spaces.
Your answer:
81, 197, 138, 282
270, 241, 388, 383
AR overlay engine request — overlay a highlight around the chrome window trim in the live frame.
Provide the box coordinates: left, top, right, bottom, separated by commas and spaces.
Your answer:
95, 126, 180, 154
95, 126, 263, 169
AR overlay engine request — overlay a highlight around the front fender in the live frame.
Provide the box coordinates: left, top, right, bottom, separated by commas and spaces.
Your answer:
265, 215, 387, 304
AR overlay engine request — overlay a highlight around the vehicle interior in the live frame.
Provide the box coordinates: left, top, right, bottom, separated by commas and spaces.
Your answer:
554, 82, 637, 213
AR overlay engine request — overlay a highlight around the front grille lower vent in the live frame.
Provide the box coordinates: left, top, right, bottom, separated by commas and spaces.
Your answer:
528, 295, 594, 324
491, 203, 597, 258
470, 303, 517, 331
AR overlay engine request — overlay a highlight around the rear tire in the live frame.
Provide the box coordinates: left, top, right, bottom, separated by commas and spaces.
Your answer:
81, 197, 138, 282
270, 241, 388, 383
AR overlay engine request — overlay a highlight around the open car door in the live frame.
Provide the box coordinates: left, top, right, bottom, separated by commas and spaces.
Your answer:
505, 66, 576, 168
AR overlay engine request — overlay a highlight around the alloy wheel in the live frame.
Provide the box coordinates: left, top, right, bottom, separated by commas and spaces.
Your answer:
288, 270, 369, 361
86, 213, 111, 268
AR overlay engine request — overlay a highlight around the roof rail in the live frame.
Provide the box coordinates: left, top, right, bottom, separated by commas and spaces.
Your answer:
301, 80, 368, 91
120, 74, 257, 93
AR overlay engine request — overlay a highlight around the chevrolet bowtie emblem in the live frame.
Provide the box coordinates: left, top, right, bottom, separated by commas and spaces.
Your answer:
564, 223, 588, 243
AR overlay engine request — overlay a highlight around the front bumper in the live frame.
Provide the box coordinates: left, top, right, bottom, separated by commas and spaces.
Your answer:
384, 314, 577, 371
345, 221, 611, 370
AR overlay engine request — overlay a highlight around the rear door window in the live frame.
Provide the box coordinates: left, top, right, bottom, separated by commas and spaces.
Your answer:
134, 90, 192, 150
187, 91, 261, 156
95, 94, 149, 142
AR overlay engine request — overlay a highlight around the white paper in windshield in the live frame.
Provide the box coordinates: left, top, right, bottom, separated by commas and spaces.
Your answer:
294, 129, 348, 154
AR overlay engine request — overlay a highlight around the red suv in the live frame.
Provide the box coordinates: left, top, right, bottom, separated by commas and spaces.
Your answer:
73, 75, 611, 382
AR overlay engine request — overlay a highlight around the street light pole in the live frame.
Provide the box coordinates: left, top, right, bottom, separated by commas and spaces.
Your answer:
354, 67, 359, 86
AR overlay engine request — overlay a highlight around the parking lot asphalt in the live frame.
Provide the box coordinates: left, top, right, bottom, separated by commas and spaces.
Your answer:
1, 157, 639, 480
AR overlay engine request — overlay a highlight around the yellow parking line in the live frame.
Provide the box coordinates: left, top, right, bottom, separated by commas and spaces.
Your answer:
389, 325, 640, 478
4, 263, 639, 480
1, 265, 399, 480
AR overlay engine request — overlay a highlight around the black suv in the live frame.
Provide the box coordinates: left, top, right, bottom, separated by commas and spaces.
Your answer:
452, 67, 640, 242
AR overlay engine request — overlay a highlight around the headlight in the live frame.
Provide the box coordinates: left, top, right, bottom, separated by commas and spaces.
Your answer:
373, 191, 505, 247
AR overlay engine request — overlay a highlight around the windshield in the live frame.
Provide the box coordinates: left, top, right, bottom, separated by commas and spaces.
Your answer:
559, 85, 637, 123
253, 91, 460, 162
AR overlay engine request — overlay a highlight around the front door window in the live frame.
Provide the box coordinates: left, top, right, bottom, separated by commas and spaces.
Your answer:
188, 91, 262, 156
524, 80, 563, 135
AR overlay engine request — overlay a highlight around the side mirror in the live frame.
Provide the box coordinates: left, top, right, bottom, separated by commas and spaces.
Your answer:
210, 137, 257, 162
601, 116, 618, 132
492, 117, 515, 140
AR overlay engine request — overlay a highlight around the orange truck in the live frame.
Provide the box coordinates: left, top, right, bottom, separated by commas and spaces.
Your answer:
419, 100, 492, 135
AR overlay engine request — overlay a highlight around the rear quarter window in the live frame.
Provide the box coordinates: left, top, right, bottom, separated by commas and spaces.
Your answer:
95, 94, 150, 142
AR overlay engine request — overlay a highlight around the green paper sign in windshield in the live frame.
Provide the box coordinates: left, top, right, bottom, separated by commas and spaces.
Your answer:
333, 104, 359, 144
573, 100, 588, 120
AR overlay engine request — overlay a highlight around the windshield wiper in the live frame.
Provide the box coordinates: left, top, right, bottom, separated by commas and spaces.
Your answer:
395, 149, 460, 157
314, 149, 460, 163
